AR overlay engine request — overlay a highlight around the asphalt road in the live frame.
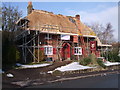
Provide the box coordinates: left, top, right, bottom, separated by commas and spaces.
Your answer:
28, 73, 119, 88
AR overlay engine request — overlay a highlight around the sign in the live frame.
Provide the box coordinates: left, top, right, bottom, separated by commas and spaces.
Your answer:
73, 35, 78, 43
61, 35, 70, 40
90, 41, 97, 51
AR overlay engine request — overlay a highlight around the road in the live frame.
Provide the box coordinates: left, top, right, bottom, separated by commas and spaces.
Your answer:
28, 73, 119, 88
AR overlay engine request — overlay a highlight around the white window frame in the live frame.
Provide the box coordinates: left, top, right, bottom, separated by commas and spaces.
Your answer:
74, 47, 82, 55
44, 45, 53, 55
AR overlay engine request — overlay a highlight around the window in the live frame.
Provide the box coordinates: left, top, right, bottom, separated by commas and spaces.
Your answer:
45, 34, 52, 39
69, 18, 75, 23
74, 47, 82, 55
44, 46, 53, 55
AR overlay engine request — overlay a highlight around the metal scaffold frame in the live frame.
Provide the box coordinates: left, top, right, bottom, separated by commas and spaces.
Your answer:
15, 23, 78, 63
15, 20, 96, 63
16, 29, 41, 63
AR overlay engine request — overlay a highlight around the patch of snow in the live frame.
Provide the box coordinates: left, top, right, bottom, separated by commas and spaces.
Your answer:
48, 62, 93, 73
21, 63, 51, 69
6, 73, 14, 78
104, 61, 120, 66
16, 63, 22, 66
48, 71, 53, 73
40, 72, 46, 75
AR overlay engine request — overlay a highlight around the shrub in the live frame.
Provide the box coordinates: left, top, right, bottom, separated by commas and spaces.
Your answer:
97, 58, 106, 68
16, 48, 20, 62
52, 70, 62, 75
89, 54, 97, 65
35, 49, 46, 62
80, 56, 92, 66
101, 43, 120, 62
2, 31, 21, 70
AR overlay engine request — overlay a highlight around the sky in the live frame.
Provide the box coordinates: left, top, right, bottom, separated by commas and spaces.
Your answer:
3, 2, 119, 41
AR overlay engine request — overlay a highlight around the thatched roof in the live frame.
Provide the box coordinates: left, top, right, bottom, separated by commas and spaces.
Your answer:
16, 5, 112, 47
24, 9, 96, 36
26, 10, 77, 34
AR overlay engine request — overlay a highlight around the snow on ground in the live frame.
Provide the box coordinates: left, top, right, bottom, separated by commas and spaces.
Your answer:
104, 61, 120, 66
6, 73, 14, 78
16, 63, 22, 67
16, 63, 51, 69
48, 62, 93, 73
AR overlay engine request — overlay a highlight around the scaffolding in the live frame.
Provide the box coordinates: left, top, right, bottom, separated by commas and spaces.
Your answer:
15, 23, 79, 63
15, 18, 97, 63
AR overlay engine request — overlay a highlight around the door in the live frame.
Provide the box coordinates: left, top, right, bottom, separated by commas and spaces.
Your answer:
62, 43, 70, 60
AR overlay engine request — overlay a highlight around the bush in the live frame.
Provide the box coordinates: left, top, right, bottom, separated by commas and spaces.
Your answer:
80, 56, 92, 66
52, 70, 62, 75
35, 49, 46, 62
101, 43, 120, 62
2, 44, 20, 70
89, 54, 97, 65
2, 31, 20, 70
97, 58, 106, 68
16, 49, 20, 62
102, 51, 120, 62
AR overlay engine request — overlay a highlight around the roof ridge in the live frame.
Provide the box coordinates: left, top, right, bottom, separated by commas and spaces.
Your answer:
33, 9, 53, 14
33, 9, 67, 18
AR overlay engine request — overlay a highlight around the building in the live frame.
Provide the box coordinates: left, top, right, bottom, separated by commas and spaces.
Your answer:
15, 2, 112, 63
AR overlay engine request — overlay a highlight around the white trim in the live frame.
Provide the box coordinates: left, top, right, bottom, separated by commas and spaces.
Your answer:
61, 35, 70, 40
26, 29, 78, 35
98, 44, 112, 47
74, 47, 82, 55
41, 31, 78, 35
26, 29, 97, 37
44, 45, 53, 55
83, 35, 96, 38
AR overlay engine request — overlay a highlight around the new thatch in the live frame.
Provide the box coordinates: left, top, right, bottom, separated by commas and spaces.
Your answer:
26, 10, 77, 34
24, 9, 96, 36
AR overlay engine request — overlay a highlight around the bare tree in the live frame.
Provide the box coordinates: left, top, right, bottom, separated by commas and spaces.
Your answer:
2, 3, 22, 32
102, 23, 114, 44
86, 22, 114, 44
2, 3, 22, 69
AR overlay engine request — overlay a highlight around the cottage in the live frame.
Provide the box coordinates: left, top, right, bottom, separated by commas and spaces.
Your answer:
15, 2, 112, 63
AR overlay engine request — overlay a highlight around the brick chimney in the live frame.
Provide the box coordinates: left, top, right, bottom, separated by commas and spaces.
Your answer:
75, 14, 80, 20
27, 1, 33, 15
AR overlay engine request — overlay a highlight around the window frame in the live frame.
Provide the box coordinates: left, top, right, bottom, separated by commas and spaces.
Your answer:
74, 47, 82, 55
44, 45, 53, 55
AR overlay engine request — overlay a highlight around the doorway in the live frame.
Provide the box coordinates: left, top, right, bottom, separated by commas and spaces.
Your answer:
62, 43, 70, 60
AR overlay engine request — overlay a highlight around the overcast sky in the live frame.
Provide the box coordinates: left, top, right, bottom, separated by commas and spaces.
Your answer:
4, 2, 118, 41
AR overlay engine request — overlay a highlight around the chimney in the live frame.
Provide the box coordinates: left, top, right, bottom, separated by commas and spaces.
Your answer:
27, 1, 33, 15
75, 14, 80, 20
